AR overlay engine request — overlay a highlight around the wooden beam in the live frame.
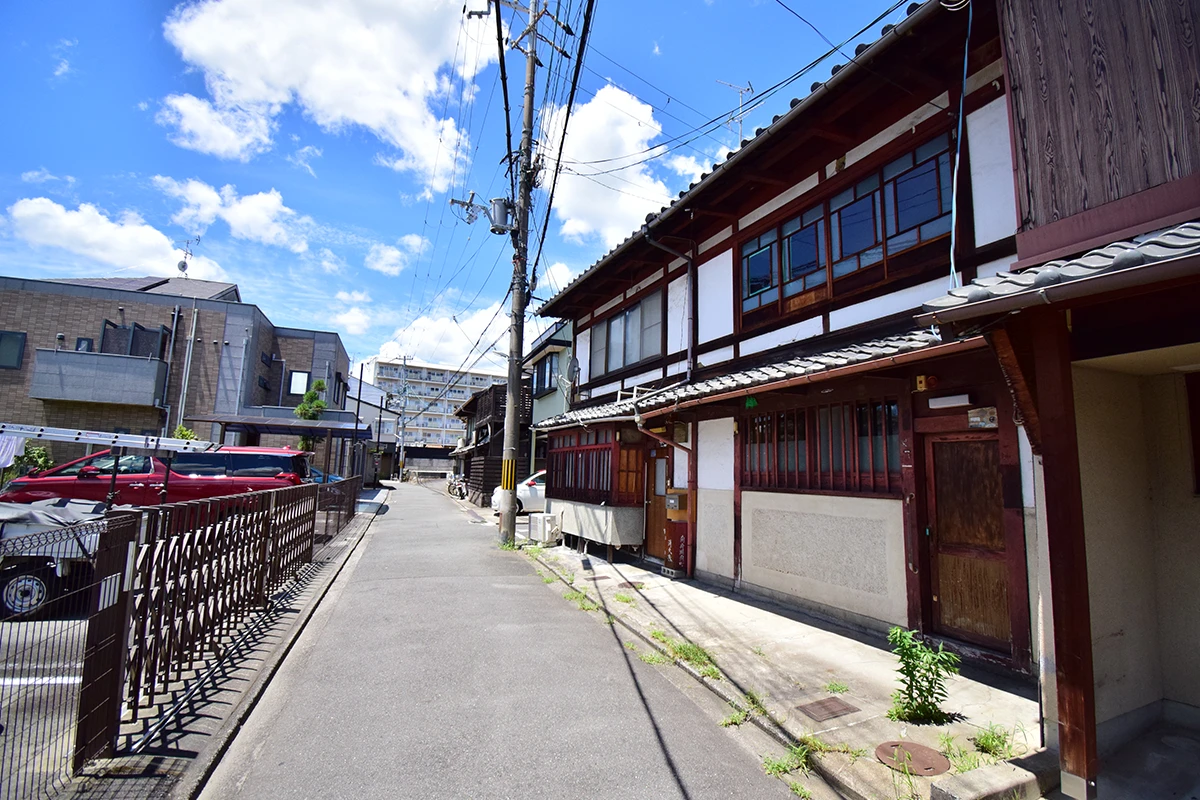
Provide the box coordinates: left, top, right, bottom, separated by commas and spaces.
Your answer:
744, 171, 792, 188
1029, 308, 1097, 796
810, 126, 857, 147
986, 327, 1043, 454
688, 207, 738, 222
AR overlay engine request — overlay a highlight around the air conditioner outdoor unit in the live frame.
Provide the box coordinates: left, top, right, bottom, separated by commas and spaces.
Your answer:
528, 512, 560, 544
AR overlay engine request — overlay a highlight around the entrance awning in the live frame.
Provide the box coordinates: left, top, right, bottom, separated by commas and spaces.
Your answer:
185, 414, 373, 440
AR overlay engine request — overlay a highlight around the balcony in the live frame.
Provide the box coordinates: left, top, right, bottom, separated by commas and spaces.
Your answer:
30, 349, 169, 407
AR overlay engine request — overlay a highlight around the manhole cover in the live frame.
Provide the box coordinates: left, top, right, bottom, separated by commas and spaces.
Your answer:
591, 575, 611, 581
617, 582, 645, 589
796, 697, 859, 722
874, 741, 950, 776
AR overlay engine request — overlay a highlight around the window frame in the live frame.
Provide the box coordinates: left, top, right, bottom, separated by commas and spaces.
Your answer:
0, 331, 28, 369
545, 426, 643, 506
588, 290, 664, 380
740, 396, 902, 496
287, 370, 311, 396
736, 128, 955, 323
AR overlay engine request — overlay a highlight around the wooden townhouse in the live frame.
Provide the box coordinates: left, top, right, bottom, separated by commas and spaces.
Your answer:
452, 380, 532, 507
535, 0, 1200, 796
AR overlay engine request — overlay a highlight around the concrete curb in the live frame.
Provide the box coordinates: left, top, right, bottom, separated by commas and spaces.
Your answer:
529, 550, 876, 800
169, 503, 383, 800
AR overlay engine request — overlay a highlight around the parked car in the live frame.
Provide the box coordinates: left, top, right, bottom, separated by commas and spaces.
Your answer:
308, 467, 343, 484
1, 498, 108, 618
0, 447, 310, 506
490, 470, 546, 515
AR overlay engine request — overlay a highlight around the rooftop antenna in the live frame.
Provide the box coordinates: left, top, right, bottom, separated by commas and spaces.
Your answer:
176, 236, 200, 278
716, 79, 754, 142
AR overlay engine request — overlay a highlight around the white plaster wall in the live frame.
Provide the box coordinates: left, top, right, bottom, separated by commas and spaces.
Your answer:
696, 489, 735, 580
626, 269, 663, 299
697, 250, 734, 344
697, 345, 734, 367
1074, 366, 1164, 725
550, 498, 644, 546
835, 93, 949, 175
667, 274, 689, 355
830, 277, 947, 331
591, 380, 620, 397
740, 317, 823, 356
576, 327, 591, 383
739, 173, 819, 230
967, 97, 1019, 246
741, 492, 907, 627
623, 368, 662, 390
673, 425, 689, 487
699, 226, 732, 254
1143, 374, 1200, 710
1032, 456, 1059, 750
697, 418, 734, 490
665, 359, 687, 376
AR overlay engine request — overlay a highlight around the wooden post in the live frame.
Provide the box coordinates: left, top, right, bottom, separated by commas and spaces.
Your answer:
1030, 309, 1098, 798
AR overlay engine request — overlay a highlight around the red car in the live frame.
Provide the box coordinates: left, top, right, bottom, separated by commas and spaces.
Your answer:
0, 447, 311, 506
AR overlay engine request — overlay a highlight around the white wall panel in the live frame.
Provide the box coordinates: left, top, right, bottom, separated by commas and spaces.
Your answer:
967, 97, 1019, 246
697, 418, 735, 491
829, 277, 947, 332
740, 317, 823, 356
697, 250, 734, 344
667, 274, 689, 355
739, 173, 819, 230
696, 345, 734, 367
576, 327, 591, 383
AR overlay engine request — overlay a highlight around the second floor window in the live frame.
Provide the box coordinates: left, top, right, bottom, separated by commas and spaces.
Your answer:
533, 352, 560, 396
589, 290, 662, 378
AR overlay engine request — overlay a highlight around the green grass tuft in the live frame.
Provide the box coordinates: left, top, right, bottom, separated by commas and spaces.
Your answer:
720, 703, 749, 728
788, 782, 812, 799
624, 640, 638, 651
638, 651, 671, 665
613, 593, 635, 604
825, 680, 849, 694
562, 590, 600, 612
498, 540, 518, 551
744, 690, 769, 716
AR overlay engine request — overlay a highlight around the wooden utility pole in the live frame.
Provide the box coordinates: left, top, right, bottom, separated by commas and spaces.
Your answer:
497, 0, 542, 545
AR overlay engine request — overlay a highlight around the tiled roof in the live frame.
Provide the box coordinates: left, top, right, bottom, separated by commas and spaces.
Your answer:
920, 220, 1200, 320
536, 1, 936, 317
534, 329, 941, 429
46, 275, 241, 300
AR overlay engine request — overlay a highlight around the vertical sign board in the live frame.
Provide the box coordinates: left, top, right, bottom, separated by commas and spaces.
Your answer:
73, 512, 139, 772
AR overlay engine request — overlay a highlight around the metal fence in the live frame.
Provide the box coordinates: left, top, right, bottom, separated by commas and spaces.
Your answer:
0, 478, 364, 800
0, 513, 137, 800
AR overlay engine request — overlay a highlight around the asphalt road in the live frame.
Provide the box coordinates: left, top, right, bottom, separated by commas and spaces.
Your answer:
200, 483, 806, 800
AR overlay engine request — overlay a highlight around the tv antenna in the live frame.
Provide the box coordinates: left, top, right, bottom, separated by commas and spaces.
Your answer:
176, 236, 201, 278
716, 79, 754, 142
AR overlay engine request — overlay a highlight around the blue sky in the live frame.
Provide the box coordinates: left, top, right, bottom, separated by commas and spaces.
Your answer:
0, 0, 911, 373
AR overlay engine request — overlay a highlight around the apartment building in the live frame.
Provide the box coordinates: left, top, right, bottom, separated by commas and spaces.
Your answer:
357, 355, 506, 448
0, 274, 360, 469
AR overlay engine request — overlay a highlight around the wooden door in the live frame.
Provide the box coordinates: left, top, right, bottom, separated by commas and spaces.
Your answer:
644, 448, 669, 560
924, 434, 1012, 650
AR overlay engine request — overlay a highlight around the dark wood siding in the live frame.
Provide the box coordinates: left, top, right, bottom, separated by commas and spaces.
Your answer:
999, 0, 1200, 231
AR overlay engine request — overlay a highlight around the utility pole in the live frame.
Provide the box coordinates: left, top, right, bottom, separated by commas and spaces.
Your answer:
398, 354, 409, 480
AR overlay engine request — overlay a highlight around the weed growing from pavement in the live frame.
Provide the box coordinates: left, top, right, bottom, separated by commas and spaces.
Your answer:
789, 782, 812, 799
720, 702, 749, 728
937, 723, 1027, 774
752, 646, 766, 657
524, 545, 544, 558
825, 680, 849, 694
698, 664, 722, 680
744, 690, 769, 716
638, 651, 671, 665
603, 614, 617, 625
972, 723, 1017, 758
541, 574, 556, 584
763, 743, 815, 777
624, 640, 637, 651
613, 593, 635, 604
648, 629, 721, 677
498, 540, 519, 551
564, 572, 576, 585
563, 590, 600, 612
886, 627, 960, 724
937, 732, 982, 773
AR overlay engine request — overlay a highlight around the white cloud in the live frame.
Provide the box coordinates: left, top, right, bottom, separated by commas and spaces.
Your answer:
51, 38, 76, 78
667, 154, 705, 183
153, 176, 310, 253
377, 301, 508, 371
539, 85, 675, 248
364, 236, 427, 276
334, 307, 372, 335
652, 42, 661, 56
317, 247, 346, 273
53, 59, 71, 77
287, 144, 322, 177
158, 0, 496, 191
156, 94, 274, 161
7, 197, 227, 281
541, 261, 578, 294
137, 100, 149, 111
21, 168, 75, 185
336, 290, 371, 303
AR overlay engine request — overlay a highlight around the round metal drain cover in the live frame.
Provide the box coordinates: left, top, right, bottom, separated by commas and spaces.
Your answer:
874, 741, 950, 776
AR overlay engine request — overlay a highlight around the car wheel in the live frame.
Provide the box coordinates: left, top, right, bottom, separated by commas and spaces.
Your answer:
515, 498, 524, 514
2, 567, 56, 620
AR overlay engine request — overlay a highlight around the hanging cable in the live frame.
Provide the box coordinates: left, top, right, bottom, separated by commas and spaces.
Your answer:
948, 0, 973, 290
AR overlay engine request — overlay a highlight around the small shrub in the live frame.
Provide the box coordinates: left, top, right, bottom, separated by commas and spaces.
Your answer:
886, 627, 960, 724
825, 680, 849, 694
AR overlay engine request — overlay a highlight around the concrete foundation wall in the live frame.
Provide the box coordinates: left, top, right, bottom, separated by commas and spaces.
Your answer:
1143, 374, 1200, 711
741, 491, 907, 627
549, 499, 644, 547
1074, 366, 1164, 726
695, 488, 734, 579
